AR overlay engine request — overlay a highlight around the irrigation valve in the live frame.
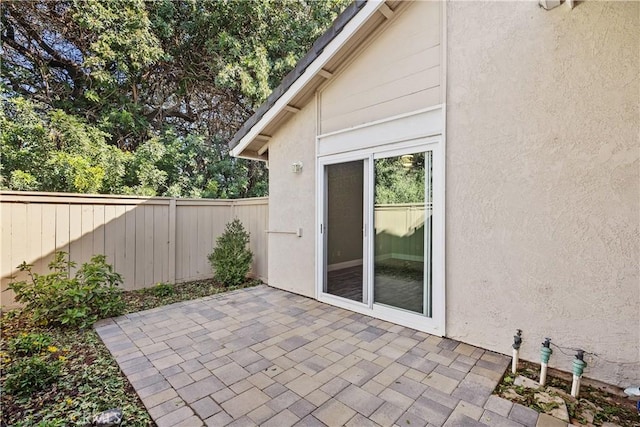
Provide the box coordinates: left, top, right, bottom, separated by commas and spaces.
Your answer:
511, 329, 522, 374
571, 350, 587, 398
512, 330, 523, 350
539, 338, 552, 386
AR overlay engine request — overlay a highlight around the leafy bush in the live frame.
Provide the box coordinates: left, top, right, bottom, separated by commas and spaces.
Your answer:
4, 356, 62, 397
8, 332, 53, 356
208, 218, 253, 287
152, 282, 175, 297
8, 252, 125, 328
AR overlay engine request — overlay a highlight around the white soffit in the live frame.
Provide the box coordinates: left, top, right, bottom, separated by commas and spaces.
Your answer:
230, 0, 387, 158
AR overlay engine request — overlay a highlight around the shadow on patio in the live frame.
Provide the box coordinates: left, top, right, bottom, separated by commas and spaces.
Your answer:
95, 285, 539, 427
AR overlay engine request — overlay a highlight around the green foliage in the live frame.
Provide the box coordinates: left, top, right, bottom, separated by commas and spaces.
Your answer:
8, 332, 53, 356
1, 96, 130, 194
208, 219, 253, 287
1, 0, 350, 198
8, 252, 125, 328
375, 154, 427, 204
1, 320, 152, 426
4, 356, 62, 397
152, 283, 175, 298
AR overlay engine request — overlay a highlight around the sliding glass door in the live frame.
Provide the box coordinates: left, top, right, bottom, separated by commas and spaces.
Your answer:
318, 143, 440, 332
323, 160, 367, 304
373, 151, 432, 316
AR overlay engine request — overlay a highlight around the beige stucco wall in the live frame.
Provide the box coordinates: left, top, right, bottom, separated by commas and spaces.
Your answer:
267, 102, 317, 298
320, 0, 442, 134
446, 1, 639, 387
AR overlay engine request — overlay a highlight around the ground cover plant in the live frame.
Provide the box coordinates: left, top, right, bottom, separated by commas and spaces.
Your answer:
1, 270, 258, 425
495, 360, 638, 426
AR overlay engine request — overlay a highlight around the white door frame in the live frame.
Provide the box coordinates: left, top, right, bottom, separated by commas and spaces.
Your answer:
315, 131, 445, 336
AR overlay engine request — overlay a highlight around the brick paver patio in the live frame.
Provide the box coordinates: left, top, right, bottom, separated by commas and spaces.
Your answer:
95, 285, 544, 427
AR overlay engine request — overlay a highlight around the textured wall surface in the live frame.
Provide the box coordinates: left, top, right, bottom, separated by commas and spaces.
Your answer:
267, 102, 317, 298
320, 0, 441, 134
446, 1, 639, 386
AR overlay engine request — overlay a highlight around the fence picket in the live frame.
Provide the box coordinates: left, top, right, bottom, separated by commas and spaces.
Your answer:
0, 192, 268, 306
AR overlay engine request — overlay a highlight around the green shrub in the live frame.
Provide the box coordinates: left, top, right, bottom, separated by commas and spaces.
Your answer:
4, 356, 62, 397
8, 332, 53, 356
152, 282, 175, 297
208, 218, 253, 287
8, 252, 125, 328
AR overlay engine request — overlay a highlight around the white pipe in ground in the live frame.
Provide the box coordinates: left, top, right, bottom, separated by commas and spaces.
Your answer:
512, 349, 519, 374
571, 374, 581, 398
540, 362, 548, 386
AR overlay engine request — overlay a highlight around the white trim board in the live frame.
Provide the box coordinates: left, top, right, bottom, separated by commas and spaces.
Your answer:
317, 106, 444, 157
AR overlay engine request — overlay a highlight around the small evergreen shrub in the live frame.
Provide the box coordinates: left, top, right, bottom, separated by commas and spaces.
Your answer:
8, 252, 125, 328
208, 218, 253, 287
4, 356, 62, 397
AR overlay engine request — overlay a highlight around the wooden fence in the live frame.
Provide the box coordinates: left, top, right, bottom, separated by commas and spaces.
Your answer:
0, 191, 268, 306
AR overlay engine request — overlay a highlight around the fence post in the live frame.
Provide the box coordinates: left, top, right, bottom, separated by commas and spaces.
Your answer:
168, 198, 176, 283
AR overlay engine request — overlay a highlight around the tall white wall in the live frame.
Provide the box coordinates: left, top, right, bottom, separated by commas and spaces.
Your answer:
446, 1, 639, 387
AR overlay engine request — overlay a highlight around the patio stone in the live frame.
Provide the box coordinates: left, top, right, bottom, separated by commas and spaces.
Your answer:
407, 395, 453, 426
389, 375, 428, 399
191, 396, 221, 419
345, 413, 380, 427
155, 406, 194, 427
286, 374, 323, 397
247, 404, 276, 424
294, 414, 326, 427
312, 398, 357, 426
266, 389, 301, 412
423, 371, 460, 394
144, 387, 179, 409
452, 400, 484, 420
335, 384, 384, 417
509, 403, 540, 427
288, 399, 317, 418
371, 401, 404, 426
221, 387, 270, 418
481, 409, 524, 427
262, 409, 300, 427
148, 398, 186, 419
212, 361, 250, 386
485, 395, 514, 417
95, 285, 538, 427
397, 410, 429, 427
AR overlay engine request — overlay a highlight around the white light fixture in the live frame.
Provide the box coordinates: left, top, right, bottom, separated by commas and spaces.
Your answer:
291, 161, 303, 173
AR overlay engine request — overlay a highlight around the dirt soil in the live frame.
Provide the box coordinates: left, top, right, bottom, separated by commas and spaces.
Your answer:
494, 360, 638, 426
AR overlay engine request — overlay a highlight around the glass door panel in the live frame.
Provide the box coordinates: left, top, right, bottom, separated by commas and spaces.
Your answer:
324, 160, 365, 303
373, 151, 432, 316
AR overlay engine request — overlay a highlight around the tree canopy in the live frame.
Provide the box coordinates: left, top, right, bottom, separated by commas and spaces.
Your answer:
1, 0, 349, 197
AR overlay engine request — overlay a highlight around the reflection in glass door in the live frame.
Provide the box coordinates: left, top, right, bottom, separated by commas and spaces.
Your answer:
373, 152, 432, 316
324, 160, 365, 303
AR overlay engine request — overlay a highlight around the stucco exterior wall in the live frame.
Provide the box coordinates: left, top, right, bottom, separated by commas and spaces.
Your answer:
266, 102, 317, 298
446, 1, 639, 386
